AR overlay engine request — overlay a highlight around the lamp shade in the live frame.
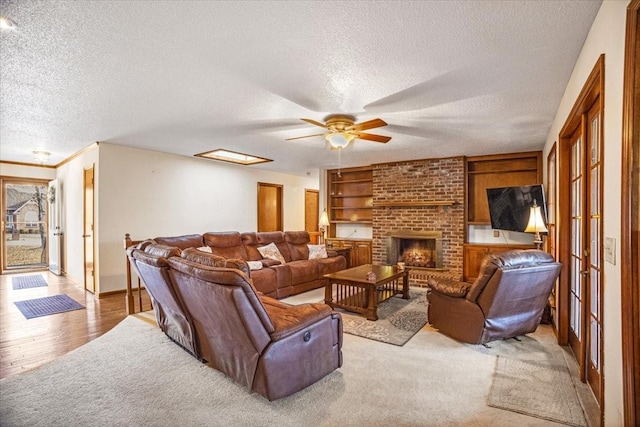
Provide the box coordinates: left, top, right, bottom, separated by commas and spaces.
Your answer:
319, 210, 330, 227
326, 132, 355, 149
524, 201, 548, 233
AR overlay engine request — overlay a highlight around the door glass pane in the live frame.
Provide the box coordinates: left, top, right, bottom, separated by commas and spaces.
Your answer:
572, 257, 582, 297
590, 318, 600, 370
571, 296, 581, 339
4, 183, 48, 268
590, 269, 600, 317
591, 166, 600, 215
591, 116, 599, 165
591, 218, 600, 267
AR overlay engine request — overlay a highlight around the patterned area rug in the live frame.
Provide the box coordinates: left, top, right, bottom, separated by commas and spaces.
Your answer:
339, 288, 428, 346
12, 275, 48, 290
488, 356, 587, 426
14, 294, 85, 319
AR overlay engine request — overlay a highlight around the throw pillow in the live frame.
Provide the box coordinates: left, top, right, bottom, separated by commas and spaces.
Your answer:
257, 242, 286, 264
307, 244, 328, 260
247, 261, 263, 271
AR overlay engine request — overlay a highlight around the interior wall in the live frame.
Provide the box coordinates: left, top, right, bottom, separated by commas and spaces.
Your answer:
0, 163, 56, 180
542, 1, 628, 424
97, 143, 318, 294
54, 145, 99, 287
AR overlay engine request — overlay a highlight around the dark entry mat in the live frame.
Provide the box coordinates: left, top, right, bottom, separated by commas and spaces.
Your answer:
14, 294, 85, 319
12, 275, 48, 290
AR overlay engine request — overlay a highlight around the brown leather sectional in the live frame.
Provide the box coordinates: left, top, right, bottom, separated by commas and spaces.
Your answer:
153, 231, 347, 298
127, 241, 343, 400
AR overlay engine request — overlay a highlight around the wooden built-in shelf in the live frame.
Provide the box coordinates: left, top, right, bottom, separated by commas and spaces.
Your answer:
331, 179, 372, 184
374, 201, 457, 207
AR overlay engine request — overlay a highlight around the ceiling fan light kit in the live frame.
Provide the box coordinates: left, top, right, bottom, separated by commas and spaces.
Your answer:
326, 132, 355, 149
286, 114, 391, 148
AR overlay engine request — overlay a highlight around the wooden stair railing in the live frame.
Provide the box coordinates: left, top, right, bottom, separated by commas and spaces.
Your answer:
124, 233, 151, 315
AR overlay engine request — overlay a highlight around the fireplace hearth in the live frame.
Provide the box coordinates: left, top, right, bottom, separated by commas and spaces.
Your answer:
387, 231, 443, 269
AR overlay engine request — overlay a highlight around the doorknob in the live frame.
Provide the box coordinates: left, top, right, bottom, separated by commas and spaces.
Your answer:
82, 234, 91, 238
580, 270, 589, 276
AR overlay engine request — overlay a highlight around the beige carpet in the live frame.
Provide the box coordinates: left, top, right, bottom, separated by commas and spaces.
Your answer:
0, 314, 583, 426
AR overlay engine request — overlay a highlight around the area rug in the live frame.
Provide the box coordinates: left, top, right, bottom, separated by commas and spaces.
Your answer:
14, 294, 85, 319
339, 288, 428, 346
488, 355, 587, 426
12, 275, 48, 290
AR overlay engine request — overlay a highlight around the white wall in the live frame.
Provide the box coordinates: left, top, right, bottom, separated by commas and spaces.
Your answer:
54, 145, 99, 286
0, 163, 56, 180
97, 143, 318, 293
542, 1, 628, 424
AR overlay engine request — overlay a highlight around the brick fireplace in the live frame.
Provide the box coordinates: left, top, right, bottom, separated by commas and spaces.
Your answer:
372, 157, 465, 285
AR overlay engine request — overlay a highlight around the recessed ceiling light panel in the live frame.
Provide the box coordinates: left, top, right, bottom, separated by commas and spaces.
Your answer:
194, 149, 272, 166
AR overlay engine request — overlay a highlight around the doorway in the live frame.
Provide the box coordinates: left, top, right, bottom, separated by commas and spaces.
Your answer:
1, 178, 50, 273
257, 182, 283, 232
559, 55, 604, 407
83, 166, 95, 293
304, 189, 319, 243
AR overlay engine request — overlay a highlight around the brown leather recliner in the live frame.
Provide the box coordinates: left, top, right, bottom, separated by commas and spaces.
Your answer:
166, 254, 343, 401
427, 249, 561, 345
127, 243, 199, 358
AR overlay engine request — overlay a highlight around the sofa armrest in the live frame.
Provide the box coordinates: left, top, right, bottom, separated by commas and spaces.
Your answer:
427, 277, 472, 298
263, 302, 333, 341
326, 249, 339, 258
260, 259, 282, 267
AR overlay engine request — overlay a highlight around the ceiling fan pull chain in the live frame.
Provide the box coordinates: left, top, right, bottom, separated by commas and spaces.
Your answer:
338, 148, 342, 178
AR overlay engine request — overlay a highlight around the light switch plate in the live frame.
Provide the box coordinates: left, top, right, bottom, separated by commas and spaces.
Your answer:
604, 237, 616, 265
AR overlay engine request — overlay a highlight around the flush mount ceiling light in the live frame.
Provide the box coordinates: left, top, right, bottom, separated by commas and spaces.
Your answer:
194, 149, 272, 166
0, 16, 17, 31
32, 151, 50, 164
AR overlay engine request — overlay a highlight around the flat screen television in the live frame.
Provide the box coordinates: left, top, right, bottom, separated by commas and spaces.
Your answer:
486, 184, 547, 233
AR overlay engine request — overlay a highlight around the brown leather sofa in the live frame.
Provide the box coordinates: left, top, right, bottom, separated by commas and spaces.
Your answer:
153, 230, 347, 298
427, 249, 561, 345
127, 243, 343, 400
127, 243, 199, 357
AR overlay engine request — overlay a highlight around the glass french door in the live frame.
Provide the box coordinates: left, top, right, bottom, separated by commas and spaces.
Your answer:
1, 179, 50, 272
568, 100, 603, 404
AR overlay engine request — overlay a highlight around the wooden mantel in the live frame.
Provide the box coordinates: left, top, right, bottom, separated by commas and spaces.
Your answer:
373, 201, 457, 207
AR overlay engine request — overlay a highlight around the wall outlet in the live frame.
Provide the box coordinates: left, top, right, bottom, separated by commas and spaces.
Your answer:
493, 230, 500, 238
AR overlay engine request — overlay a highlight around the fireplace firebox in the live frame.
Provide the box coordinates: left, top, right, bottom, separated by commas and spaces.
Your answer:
387, 231, 443, 269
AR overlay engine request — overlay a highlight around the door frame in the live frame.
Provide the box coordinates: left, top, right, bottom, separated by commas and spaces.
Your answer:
83, 165, 95, 293
257, 182, 283, 232
557, 54, 605, 417
0, 177, 51, 273
621, 1, 640, 424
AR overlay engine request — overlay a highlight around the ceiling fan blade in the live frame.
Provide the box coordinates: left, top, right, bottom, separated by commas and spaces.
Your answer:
355, 132, 391, 143
348, 118, 388, 132
301, 118, 328, 128
285, 133, 326, 141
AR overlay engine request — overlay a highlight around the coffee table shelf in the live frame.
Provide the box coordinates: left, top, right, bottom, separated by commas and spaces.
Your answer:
324, 264, 409, 321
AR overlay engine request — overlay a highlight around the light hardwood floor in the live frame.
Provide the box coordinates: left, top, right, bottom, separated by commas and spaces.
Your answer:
0, 270, 150, 379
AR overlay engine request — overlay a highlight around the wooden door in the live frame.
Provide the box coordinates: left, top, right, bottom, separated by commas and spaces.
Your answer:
83, 166, 95, 293
257, 182, 283, 232
558, 56, 604, 413
305, 189, 319, 243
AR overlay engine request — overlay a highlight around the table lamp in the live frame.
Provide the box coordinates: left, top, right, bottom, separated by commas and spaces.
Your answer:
319, 210, 330, 244
524, 199, 548, 250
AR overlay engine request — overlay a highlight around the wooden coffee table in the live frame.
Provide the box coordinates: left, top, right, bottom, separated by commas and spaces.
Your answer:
324, 264, 409, 321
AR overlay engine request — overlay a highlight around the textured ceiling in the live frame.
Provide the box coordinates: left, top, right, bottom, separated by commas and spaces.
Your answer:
0, 1, 601, 175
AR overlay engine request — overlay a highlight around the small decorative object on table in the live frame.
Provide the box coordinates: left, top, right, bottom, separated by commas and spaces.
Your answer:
366, 271, 376, 281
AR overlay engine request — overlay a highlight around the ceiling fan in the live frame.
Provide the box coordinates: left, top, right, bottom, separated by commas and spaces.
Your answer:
286, 115, 391, 148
